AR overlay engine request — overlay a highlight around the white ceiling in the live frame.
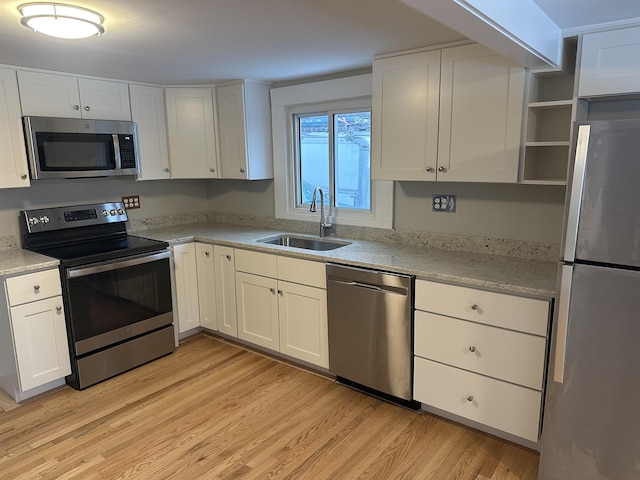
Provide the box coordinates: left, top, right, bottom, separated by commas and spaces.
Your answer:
1, 0, 640, 85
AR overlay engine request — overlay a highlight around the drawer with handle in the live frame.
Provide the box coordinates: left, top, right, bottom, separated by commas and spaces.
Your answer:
414, 311, 546, 390
6, 269, 62, 307
415, 279, 549, 336
414, 357, 542, 442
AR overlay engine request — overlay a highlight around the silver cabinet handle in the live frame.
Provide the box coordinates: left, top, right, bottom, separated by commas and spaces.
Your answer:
204, 251, 210, 257
438, 166, 446, 172
84, 106, 90, 111
56, 306, 62, 312
21, 174, 27, 180
467, 395, 474, 402
426, 167, 434, 173
209, 168, 215, 173
33, 285, 40, 292
277, 289, 283, 296
240, 168, 245, 173
471, 304, 479, 311
226, 255, 231, 261
164, 168, 170, 173
73, 105, 80, 110
269, 287, 276, 294
469, 346, 476, 353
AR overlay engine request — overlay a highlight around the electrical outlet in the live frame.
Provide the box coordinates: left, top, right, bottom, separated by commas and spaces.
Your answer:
432, 195, 456, 213
122, 195, 140, 209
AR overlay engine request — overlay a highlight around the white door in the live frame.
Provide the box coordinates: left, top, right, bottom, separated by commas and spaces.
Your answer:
235, 272, 279, 351
11, 296, 71, 391
77, 78, 131, 120
129, 84, 170, 179
173, 243, 200, 333
216, 83, 248, 179
196, 243, 217, 331
165, 87, 219, 179
438, 44, 524, 183
278, 281, 328, 368
17, 70, 81, 118
371, 50, 441, 181
0, 68, 30, 188
214, 246, 238, 337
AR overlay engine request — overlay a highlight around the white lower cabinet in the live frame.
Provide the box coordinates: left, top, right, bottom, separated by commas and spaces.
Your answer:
234, 249, 328, 368
172, 243, 201, 334
0, 269, 71, 401
214, 245, 237, 337
196, 243, 217, 331
413, 279, 550, 445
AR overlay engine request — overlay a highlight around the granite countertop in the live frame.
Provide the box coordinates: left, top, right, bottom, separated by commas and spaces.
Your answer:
0, 249, 60, 277
134, 223, 558, 298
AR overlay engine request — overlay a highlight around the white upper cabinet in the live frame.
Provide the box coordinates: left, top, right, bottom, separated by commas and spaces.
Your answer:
371, 50, 441, 181
164, 87, 219, 179
129, 84, 171, 180
372, 43, 525, 183
438, 44, 524, 183
0, 68, 30, 189
579, 26, 640, 97
17, 71, 131, 120
216, 80, 273, 180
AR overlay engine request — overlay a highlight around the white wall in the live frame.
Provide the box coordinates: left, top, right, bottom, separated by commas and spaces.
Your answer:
207, 179, 275, 217
0, 177, 208, 236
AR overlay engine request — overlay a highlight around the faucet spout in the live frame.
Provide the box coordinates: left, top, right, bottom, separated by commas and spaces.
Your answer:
310, 187, 331, 237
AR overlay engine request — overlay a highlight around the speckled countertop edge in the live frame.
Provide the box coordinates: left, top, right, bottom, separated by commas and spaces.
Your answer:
134, 223, 558, 298
0, 249, 60, 277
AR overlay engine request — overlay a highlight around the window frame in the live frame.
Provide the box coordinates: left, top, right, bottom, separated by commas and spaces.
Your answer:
271, 74, 393, 229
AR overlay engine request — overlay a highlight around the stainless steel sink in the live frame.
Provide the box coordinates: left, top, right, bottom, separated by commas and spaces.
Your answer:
257, 234, 350, 251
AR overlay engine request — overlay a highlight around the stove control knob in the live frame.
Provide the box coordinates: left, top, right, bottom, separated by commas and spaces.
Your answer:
102, 210, 109, 217
39, 216, 49, 224
29, 217, 40, 225
110, 209, 117, 216
117, 208, 125, 215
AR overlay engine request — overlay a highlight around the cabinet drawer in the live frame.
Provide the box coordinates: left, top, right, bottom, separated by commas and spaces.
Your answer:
413, 357, 542, 442
415, 279, 549, 336
6, 269, 62, 306
277, 256, 326, 289
414, 311, 546, 390
234, 249, 277, 278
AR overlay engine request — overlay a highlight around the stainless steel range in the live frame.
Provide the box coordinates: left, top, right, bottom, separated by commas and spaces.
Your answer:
20, 202, 175, 390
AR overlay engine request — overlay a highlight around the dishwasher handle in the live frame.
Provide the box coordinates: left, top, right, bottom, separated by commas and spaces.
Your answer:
329, 278, 408, 296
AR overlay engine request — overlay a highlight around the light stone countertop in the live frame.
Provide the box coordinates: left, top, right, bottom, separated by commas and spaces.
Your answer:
134, 223, 558, 298
0, 249, 59, 277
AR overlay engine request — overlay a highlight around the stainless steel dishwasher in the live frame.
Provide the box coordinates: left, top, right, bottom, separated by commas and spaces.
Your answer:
326, 263, 417, 408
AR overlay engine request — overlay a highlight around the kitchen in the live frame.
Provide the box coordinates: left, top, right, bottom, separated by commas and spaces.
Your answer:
0, 1, 639, 478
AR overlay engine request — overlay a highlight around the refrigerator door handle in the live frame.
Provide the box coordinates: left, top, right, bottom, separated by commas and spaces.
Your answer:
554, 265, 573, 383
563, 124, 591, 262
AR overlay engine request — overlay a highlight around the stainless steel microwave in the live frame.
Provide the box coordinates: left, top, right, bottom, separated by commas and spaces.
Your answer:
23, 116, 140, 180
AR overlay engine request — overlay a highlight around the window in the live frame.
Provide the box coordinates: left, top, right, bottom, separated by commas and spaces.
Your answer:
295, 109, 371, 211
271, 74, 392, 229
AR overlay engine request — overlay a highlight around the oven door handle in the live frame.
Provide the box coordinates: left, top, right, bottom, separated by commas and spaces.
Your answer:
66, 250, 170, 279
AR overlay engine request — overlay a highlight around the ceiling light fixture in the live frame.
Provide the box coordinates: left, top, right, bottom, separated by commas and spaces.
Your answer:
18, 3, 105, 39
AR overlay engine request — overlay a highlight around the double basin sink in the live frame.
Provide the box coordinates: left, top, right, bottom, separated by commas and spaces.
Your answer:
257, 234, 350, 252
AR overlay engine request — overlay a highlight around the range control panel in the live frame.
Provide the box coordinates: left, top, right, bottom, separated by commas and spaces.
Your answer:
21, 202, 128, 233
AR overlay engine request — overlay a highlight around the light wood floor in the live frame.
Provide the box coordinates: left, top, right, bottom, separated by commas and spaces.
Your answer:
0, 334, 539, 479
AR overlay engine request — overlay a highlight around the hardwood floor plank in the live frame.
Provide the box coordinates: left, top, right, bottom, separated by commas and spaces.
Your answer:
0, 334, 540, 479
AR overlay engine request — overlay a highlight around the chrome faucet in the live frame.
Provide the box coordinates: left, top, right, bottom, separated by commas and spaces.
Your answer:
310, 187, 332, 237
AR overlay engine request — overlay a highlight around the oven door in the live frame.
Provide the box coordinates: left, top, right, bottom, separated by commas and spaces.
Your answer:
64, 250, 173, 356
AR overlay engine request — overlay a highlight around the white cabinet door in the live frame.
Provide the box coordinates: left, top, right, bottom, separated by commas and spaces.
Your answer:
579, 26, 640, 97
0, 68, 30, 189
214, 245, 238, 337
371, 50, 441, 181
165, 87, 219, 179
77, 78, 131, 120
196, 243, 217, 331
129, 84, 170, 180
10, 296, 71, 391
17, 71, 131, 120
278, 281, 328, 368
18, 70, 82, 118
173, 243, 200, 334
216, 81, 273, 180
438, 44, 524, 183
235, 272, 279, 351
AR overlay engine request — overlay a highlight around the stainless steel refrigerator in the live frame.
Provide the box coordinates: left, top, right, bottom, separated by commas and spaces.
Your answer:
539, 119, 640, 479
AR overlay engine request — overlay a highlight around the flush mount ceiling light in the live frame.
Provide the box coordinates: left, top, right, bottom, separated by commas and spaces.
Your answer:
18, 3, 104, 39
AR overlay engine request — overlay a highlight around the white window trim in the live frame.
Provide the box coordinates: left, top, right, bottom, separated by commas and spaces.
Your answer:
271, 74, 393, 229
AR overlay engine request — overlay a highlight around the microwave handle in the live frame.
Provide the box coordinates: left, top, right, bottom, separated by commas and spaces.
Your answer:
112, 134, 122, 170
67, 250, 170, 279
